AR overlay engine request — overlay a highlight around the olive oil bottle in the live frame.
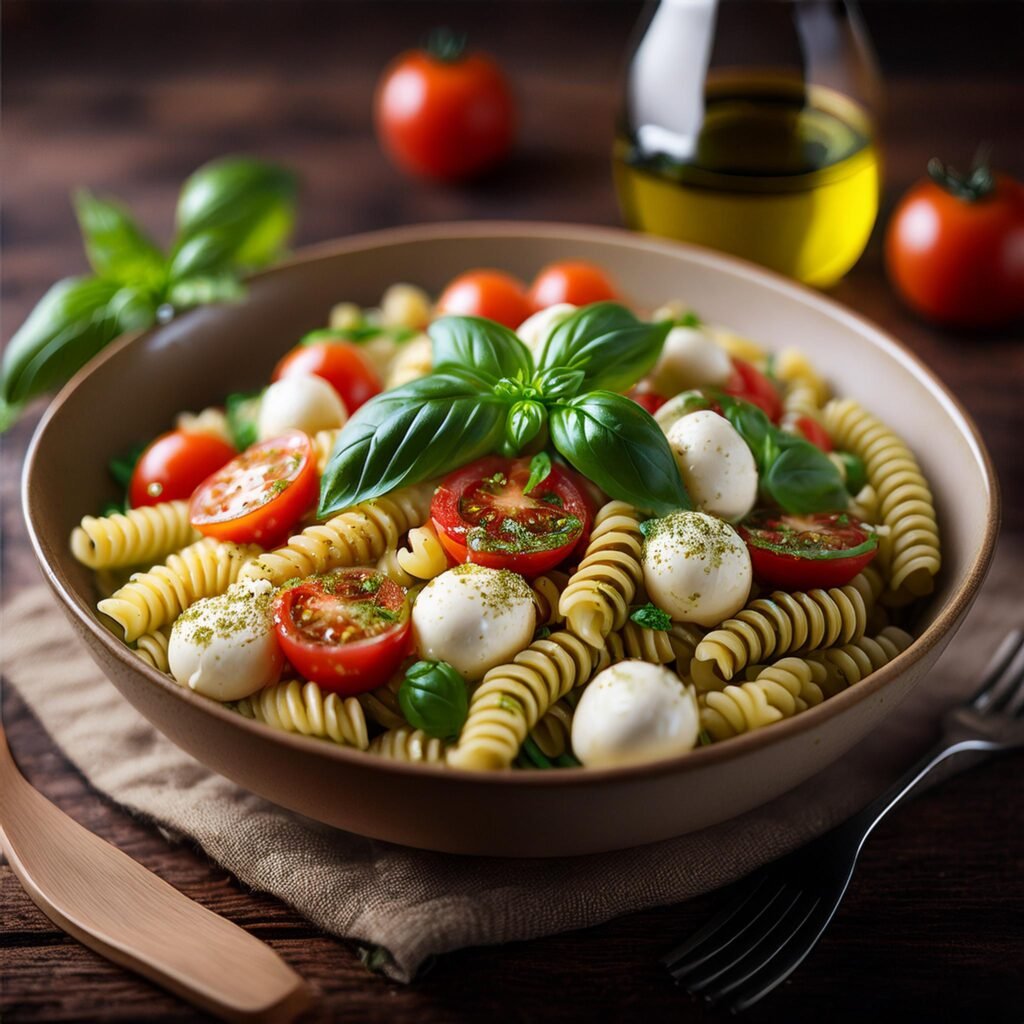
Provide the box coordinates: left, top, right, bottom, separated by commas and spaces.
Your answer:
614, 1, 881, 288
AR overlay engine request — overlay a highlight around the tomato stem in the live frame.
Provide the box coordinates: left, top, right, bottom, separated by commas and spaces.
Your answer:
927, 150, 995, 203
426, 27, 468, 63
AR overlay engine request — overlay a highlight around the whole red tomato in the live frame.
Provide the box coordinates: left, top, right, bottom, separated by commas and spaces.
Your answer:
436, 269, 533, 328
129, 430, 236, 508
886, 159, 1024, 329
375, 33, 515, 182
528, 262, 618, 310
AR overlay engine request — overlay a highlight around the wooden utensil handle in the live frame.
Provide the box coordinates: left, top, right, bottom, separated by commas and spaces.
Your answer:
0, 726, 313, 1023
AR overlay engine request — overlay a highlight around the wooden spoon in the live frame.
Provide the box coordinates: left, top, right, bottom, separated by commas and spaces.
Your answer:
0, 722, 313, 1022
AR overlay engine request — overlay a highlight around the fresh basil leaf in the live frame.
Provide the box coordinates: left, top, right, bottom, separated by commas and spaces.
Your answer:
630, 602, 672, 631
73, 190, 165, 288
717, 394, 773, 471
535, 365, 585, 401
1, 276, 122, 410
167, 273, 245, 310
175, 157, 297, 270
522, 452, 552, 495
166, 230, 241, 282
226, 391, 262, 451
549, 391, 691, 516
505, 400, 546, 453
834, 450, 868, 494
398, 659, 468, 740
762, 440, 849, 514
319, 374, 506, 515
428, 315, 533, 386
536, 302, 671, 393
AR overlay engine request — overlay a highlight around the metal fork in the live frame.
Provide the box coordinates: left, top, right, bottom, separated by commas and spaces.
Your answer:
662, 629, 1024, 1013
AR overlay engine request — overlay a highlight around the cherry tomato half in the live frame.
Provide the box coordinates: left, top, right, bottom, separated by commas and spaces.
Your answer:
794, 415, 833, 453
129, 430, 236, 509
528, 261, 618, 310
885, 162, 1024, 329
724, 358, 783, 423
273, 341, 381, 415
435, 269, 533, 329
431, 455, 591, 577
273, 569, 411, 694
375, 43, 515, 182
738, 511, 878, 591
190, 430, 318, 547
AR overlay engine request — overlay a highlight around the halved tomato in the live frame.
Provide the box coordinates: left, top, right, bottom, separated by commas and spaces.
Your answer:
273, 569, 411, 693
189, 430, 318, 547
724, 358, 783, 423
739, 511, 878, 591
129, 429, 236, 508
431, 455, 590, 576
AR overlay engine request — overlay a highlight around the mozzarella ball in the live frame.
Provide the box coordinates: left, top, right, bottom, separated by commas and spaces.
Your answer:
257, 375, 347, 441
412, 565, 535, 681
517, 303, 576, 356
169, 579, 283, 701
648, 325, 733, 396
642, 510, 752, 626
666, 410, 758, 521
572, 661, 699, 768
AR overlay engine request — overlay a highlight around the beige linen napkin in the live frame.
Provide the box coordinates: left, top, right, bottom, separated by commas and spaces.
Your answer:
2, 538, 1020, 982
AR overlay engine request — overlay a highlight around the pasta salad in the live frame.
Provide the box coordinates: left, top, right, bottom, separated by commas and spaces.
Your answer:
73, 262, 941, 771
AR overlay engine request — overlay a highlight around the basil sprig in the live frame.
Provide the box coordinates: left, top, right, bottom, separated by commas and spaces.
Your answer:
398, 660, 469, 740
1, 157, 297, 432
714, 393, 849, 514
319, 303, 689, 518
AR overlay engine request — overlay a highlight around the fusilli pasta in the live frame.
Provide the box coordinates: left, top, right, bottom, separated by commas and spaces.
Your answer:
312, 428, 341, 476
175, 406, 232, 444
558, 501, 645, 646
235, 679, 369, 749
368, 727, 447, 764
376, 522, 449, 587
531, 571, 569, 627
134, 626, 172, 673
809, 626, 915, 698
71, 501, 199, 570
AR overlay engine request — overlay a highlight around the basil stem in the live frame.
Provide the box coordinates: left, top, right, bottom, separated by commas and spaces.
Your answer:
549, 391, 691, 516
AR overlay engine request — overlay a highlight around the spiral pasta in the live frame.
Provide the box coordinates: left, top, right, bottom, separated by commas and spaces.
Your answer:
613, 619, 676, 664
530, 693, 577, 759
356, 674, 407, 730
377, 523, 449, 587
809, 626, 915, 698
98, 537, 258, 641
822, 398, 940, 598
666, 622, 705, 678
368, 727, 448, 764
385, 335, 432, 388
235, 679, 369, 749
239, 482, 434, 586
448, 630, 603, 771
699, 657, 829, 740
71, 501, 199, 570
558, 501, 644, 646
531, 570, 569, 627
134, 626, 172, 673
176, 406, 232, 444
312, 429, 341, 476
691, 576, 872, 686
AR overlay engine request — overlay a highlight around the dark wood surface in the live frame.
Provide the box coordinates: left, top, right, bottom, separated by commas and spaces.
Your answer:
2, 3, 1022, 1021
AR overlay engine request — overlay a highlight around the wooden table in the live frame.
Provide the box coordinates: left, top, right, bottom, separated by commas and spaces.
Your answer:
3, 3, 1022, 1020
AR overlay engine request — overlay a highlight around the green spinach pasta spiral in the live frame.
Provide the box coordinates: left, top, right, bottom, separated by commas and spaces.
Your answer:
558, 500, 645, 646
368, 727, 448, 764
822, 398, 940, 598
98, 537, 258, 641
690, 574, 874, 687
239, 482, 434, 585
235, 679, 369, 749
71, 500, 199, 570
699, 657, 828, 740
448, 630, 604, 771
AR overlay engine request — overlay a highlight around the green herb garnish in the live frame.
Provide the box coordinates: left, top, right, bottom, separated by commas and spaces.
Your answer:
630, 603, 673, 631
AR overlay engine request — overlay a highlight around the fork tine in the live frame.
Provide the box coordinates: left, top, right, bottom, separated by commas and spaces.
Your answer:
999, 643, 1024, 716
970, 630, 1024, 711
719, 897, 838, 1013
662, 873, 785, 974
683, 886, 810, 993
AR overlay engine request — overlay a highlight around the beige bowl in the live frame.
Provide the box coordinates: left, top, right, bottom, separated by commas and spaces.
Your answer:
23, 223, 998, 856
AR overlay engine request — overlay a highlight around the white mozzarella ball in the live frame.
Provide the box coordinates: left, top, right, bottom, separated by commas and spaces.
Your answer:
168, 579, 283, 702
257, 375, 347, 441
642, 510, 752, 626
572, 661, 699, 768
517, 303, 576, 356
412, 565, 535, 681
648, 326, 733, 396
666, 410, 758, 521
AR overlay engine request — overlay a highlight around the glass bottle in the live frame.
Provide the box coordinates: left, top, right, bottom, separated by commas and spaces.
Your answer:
613, 0, 882, 287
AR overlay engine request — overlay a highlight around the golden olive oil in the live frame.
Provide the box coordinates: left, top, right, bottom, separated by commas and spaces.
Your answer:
614, 75, 880, 287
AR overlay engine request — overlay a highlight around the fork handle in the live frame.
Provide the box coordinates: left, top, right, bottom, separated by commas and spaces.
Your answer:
840, 736, 1002, 855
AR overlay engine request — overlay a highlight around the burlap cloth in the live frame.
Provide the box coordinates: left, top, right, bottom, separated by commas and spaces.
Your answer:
2, 538, 1020, 981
